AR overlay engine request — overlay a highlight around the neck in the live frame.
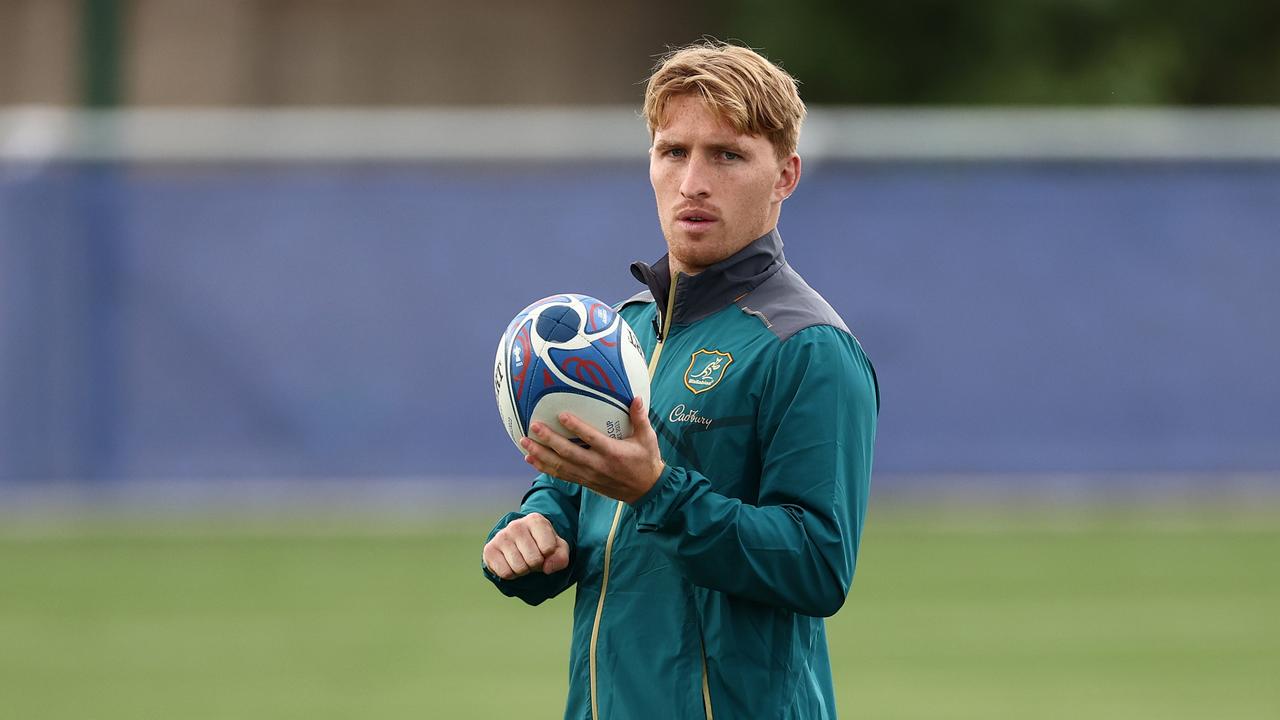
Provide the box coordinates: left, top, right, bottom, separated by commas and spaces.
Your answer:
630, 228, 787, 331
668, 257, 700, 277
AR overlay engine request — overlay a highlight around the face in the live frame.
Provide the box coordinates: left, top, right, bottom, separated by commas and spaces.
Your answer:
649, 94, 800, 276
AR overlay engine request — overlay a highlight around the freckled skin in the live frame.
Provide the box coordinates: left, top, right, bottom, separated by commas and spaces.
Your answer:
649, 95, 801, 276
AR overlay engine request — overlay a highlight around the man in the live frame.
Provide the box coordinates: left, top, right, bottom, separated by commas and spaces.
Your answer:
482, 40, 878, 719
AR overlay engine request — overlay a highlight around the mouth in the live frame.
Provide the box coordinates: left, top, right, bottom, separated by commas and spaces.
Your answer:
676, 208, 720, 231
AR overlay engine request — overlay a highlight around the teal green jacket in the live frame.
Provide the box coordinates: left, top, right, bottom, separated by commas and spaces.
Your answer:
485, 229, 879, 719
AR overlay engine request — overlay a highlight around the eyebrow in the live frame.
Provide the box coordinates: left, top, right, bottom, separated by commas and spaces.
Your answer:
653, 139, 748, 154
710, 142, 748, 155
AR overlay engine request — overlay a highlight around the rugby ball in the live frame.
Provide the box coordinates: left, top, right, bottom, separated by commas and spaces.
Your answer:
494, 294, 650, 452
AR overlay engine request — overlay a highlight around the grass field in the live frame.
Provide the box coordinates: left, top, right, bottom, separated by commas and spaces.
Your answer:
2, 504, 1277, 719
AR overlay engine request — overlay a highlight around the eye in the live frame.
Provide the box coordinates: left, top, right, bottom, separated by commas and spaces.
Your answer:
719, 151, 742, 161
666, 147, 687, 158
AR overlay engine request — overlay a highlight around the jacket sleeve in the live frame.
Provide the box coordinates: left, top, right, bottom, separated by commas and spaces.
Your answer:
633, 325, 877, 617
482, 474, 582, 606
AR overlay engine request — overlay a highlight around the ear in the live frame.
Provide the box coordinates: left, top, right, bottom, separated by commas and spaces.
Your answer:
773, 153, 801, 203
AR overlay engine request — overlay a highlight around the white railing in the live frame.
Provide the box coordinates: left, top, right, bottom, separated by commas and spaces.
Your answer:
3, 106, 1279, 162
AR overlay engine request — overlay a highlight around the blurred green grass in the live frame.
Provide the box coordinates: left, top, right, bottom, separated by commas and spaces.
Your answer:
1, 504, 1277, 719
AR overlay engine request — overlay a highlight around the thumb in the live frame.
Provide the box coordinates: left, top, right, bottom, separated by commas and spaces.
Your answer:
630, 396, 652, 432
542, 537, 571, 574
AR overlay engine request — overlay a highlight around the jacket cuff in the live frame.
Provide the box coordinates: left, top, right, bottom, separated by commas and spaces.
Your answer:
633, 464, 688, 533
496, 488, 572, 540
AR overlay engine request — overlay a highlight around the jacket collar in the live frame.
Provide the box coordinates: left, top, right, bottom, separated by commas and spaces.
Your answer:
630, 228, 786, 328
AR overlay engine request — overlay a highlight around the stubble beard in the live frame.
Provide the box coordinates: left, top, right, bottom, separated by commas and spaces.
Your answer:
664, 224, 727, 276
660, 200, 774, 275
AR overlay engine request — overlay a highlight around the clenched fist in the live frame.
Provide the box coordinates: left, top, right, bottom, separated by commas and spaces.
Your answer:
482, 512, 570, 580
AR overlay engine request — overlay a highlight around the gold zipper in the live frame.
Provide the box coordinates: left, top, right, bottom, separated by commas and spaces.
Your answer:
589, 274, 680, 720
588, 501, 624, 720
701, 635, 715, 719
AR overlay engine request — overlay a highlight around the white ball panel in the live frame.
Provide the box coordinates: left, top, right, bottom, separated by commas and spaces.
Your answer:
493, 333, 524, 450
530, 392, 632, 444
618, 320, 652, 409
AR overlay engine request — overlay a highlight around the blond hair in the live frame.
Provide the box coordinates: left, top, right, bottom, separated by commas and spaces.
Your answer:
643, 40, 806, 159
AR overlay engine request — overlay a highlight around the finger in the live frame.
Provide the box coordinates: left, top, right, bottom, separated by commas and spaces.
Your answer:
511, 527, 546, 571
630, 396, 652, 432
500, 542, 530, 576
526, 514, 561, 556
483, 544, 514, 579
555, 412, 611, 452
543, 537, 571, 574
530, 422, 597, 471
523, 440, 567, 478
521, 435, 559, 467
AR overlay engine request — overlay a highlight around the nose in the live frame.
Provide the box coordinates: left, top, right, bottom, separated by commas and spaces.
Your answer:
679, 155, 711, 199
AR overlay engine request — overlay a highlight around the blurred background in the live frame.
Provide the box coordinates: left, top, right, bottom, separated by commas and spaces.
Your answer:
1, 1, 1277, 718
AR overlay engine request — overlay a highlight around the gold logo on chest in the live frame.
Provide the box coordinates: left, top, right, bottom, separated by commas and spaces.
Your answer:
683, 349, 734, 395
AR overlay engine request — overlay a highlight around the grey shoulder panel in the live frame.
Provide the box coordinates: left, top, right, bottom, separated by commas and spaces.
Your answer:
618, 289, 655, 309
735, 264, 851, 342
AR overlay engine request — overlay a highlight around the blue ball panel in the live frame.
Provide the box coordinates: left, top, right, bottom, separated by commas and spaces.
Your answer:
505, 317, 536, 436
536, 305, 582, 343
582, 299, 616, 334
584, 325, 632, 396
547, 339, 633, 409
